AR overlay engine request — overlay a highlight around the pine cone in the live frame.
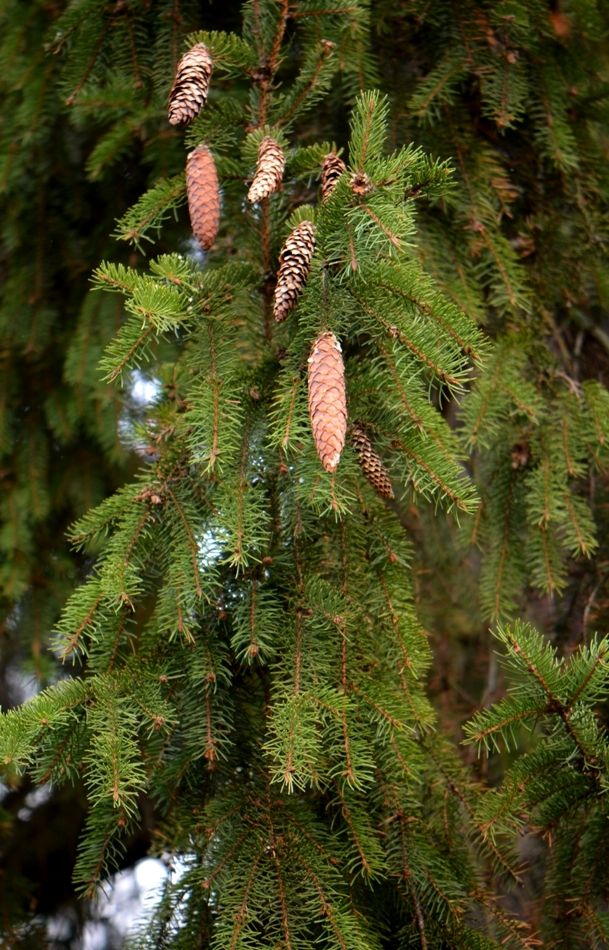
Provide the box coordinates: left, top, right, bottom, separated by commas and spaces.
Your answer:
186, 145, 221, 251
273, 221, 316, 323
168, 43, 213, 125
320, 152, 346, 202
247, 137, 285, 203
308, 332, 347, 473
350, 424, 394, 499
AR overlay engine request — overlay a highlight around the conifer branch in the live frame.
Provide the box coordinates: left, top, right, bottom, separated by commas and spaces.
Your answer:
470, 888, 538, 949
466, 703, 543, 747
273, 38, 337, 127
273, 853, 294, 950
377, 582, 427, 726
249, 0, 265, 61
201, 831, 252, 891
394, 439, 474, 513
373, 275, 484, 363
406, 873, 428, 950
446, 780, 522, 883
65, 30, 105, 107
203, 691, 217, 765
507, 635, 601, 774
562, 493, 595, 557
337, 617, 355, 785
350, 289, 465, 391
60, 592, 104, 660
491, 469, 517, 620
105, 324, 156, 383
332, 783, 374, 878
37, 726, 83, 785
350, 682, 404, 731
5, 3, 609, 945
289, 6, 362, 18
105, 612, 128, 672
81, 824, 119, 900
284, 816, 337, 870
567, 643, 609, 710
227, 852, 264, 947
268, 0, 289, 75
360, 203, 402, 250
301, 863, 349, 950
114, 175, 186, 246
164, 486, 204, 600
123, 9, 143, 90
293, 611, 303, 694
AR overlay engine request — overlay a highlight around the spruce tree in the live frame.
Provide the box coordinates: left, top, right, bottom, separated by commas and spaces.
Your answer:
2, 1, 609, 947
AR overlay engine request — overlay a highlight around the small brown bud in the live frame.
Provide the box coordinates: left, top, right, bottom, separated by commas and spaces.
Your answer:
350, 171, 373, 196
511, 443, 530, 469
320, 152, 346, 202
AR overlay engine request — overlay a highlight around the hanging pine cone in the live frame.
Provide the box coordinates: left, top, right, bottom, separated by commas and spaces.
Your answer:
247, 137, 285, 203
186, 145, 220, 251
308, 332, 347, 473
350, 424, 394, 499
168, 43, 213, 125
273, 221, 316, 323
320, 152, 346, 202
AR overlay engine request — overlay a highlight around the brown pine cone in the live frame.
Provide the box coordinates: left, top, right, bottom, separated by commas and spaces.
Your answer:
308, 332, 347, 473
247, 137, 285, 203
186, 145, 220, 251
320, 152, 346, 202
168, 43, 213, 125
350, 424, 394, 499
273, 221, 316, 323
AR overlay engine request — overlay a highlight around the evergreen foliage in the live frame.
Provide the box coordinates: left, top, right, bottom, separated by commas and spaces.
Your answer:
2, 1, 609, 947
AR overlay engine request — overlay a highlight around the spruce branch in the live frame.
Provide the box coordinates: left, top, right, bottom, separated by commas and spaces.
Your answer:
113, 175, 186, 247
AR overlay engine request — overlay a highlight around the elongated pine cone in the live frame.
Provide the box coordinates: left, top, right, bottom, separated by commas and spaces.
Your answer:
186, 145, 220, 251
320, 152, 346, 202
351, 424, 394, 499
273, 221, 316, 323
168, 43, 213, 125
247, 137, 285, 203
308, 332, 347, 473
